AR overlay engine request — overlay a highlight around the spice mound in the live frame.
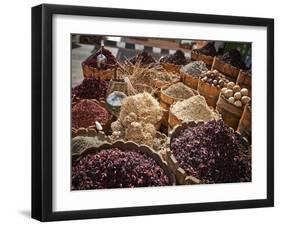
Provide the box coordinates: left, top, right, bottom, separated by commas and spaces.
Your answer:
170, 120, 251, 183
72, 148, 171, 190
72, 100, 110, 129
72, 136, 107, 155
83, 47, 117, 70
111, 92, 163, 148
129, 51, 156, 65
160, 50, 188, 65
219, 49, 246, 69
194, 42, 217, 57
163, 82, 194, 99
170, 95, 220, 122
200, 70, 229, 88
72, 77, 109, 100
181, 61, 208, 77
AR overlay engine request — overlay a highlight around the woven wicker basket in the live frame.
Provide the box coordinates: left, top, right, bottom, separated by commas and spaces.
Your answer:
216, 94, 244, 130
161, 63, 182, 74
191, 50, 214, 66
82, 62, 115, 81
180, 70, 200, 90
197, 79, 221, 108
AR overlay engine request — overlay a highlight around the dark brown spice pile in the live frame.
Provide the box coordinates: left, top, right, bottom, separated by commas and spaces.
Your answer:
170, 120, 251, 184
129, 51, 156, 65
219, 49, 246, 69
83, 47, 117, 69
160, 50, 189, 65
72, 148, 171, 190
72, 77, 109, 100
194, 42, 217, 57
72, 100, 110, 128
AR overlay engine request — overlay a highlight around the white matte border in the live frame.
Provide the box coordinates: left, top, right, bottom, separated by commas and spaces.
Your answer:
53, 14, 267, 212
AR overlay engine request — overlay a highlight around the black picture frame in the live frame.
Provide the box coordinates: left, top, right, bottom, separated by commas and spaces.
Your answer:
32, 3, 274, 222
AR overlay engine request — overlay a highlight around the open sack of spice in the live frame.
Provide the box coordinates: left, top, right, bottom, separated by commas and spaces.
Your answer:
110, 92, 167, 151
72, 141, 175, 190
168, 120, 251, 184
169, 95, 221, 129
72, 99, 112, 135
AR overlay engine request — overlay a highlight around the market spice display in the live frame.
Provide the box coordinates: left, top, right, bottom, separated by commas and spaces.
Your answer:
71, 35, 252, 190
72, 148, 171, 190
163, 82, 194, 99
170, 95, 220, 122
170, 120, 251, 183
72, 100, 110, 129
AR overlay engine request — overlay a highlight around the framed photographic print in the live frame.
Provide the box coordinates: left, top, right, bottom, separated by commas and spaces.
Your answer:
31, 4, 274, 221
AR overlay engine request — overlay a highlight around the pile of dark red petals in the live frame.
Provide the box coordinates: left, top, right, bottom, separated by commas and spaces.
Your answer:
170, 120, 251, 184
219, 49, 246, 69
83, 47, 117, 70
72, 77, 108, 100
160, 50, 189, 65
72, 148, 171, 190
194, 42, 217, 57
72, 100, 110, 128
129, 51, 156, 66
